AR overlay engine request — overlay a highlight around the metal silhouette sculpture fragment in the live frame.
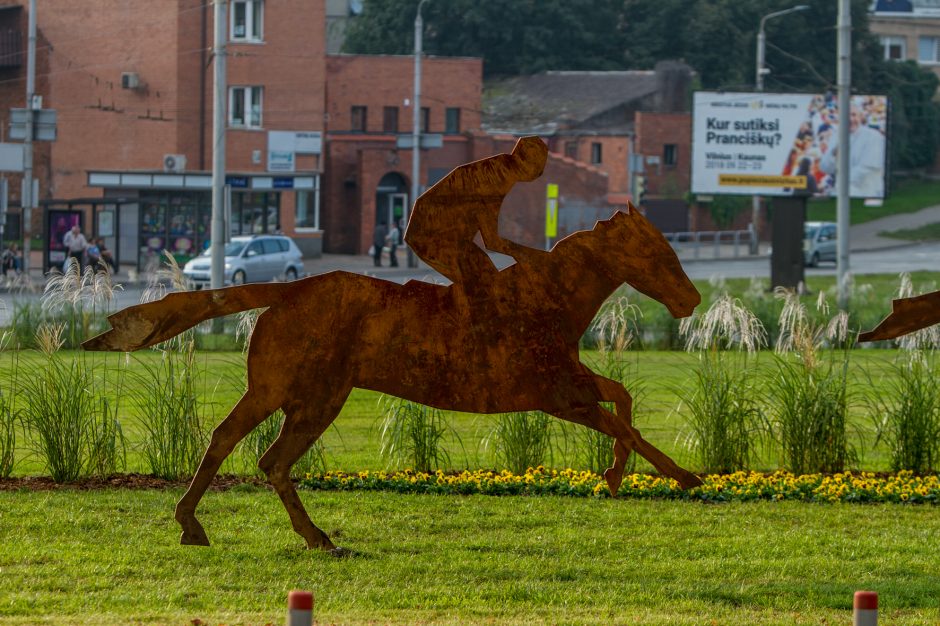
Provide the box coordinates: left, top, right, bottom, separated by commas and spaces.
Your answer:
859, 290, 940, 342
84, 137, 703, 552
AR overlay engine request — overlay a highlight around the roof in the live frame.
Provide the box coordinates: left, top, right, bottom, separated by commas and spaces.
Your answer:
483, 71, 660, 135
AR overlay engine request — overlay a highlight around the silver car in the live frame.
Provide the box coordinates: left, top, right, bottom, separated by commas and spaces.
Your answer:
804, 221, 837, 267
183, 235, 304, 286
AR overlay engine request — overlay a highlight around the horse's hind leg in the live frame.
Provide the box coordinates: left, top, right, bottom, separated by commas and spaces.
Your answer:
258, 388, 351, 553
175, 391, 276, 546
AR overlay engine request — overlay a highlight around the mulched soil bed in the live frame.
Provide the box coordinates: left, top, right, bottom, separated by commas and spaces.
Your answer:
0, 474, 270, 492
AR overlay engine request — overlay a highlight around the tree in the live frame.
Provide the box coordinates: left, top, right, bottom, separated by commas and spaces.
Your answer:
343, 0, 624, 77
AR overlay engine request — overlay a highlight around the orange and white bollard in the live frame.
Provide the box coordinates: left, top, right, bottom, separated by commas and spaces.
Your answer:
287, 590, 313, 626
854, 590, 877, 626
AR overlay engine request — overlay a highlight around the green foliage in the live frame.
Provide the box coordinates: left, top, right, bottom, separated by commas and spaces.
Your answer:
682, 354, 764, 473
868, 353, 940, 473
380, 397, 457, 472
20, 350, 125, 482
486, 411, 557, 474
771, 355, 853, 474
344, 0, 624, 76
129, 342, 206, 480
0, 387, 15, 478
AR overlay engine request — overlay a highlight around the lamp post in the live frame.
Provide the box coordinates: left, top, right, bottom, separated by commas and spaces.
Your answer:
752, 4, 809, 251
408, 0, 430, 268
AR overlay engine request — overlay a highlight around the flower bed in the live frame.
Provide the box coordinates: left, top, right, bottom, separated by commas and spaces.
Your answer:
299, 468, 940, 504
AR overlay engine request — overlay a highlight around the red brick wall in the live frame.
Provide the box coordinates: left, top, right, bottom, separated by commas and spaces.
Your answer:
551, 135, 631, 195
325, 54, 482, 135
322, 135, 476, 253
635, 111, 691, 199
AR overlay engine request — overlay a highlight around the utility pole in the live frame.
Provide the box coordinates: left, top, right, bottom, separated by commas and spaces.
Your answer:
753, 5, 809, 255
408, 0, 429, 269
836, 0, 851, 309
210, 0, 227, 290
22, 0, 36, 276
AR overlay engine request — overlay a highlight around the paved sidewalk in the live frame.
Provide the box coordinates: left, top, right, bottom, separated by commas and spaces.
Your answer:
847, 204, 940, 251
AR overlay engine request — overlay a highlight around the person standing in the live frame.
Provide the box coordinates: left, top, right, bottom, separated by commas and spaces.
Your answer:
62, 224, 87, 269
372, 221, 388, 267
386, 220, 401, 268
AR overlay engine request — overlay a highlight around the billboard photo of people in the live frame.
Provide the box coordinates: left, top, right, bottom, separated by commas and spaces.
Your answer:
781, 93, 887, 198
691, 91, 888, 199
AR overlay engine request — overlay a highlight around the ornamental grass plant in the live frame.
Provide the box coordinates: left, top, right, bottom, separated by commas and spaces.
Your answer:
486, 411, 557, 475
770, 289, 856, 475
380, 397, 458, 473
678, 293, 767, 473
21, 323, 126, 481
865, 274, 940, 473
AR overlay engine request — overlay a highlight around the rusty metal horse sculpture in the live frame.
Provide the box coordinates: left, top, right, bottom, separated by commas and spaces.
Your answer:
84, 137, 702, 553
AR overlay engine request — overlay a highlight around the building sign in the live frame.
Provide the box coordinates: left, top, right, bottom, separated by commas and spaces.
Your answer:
267, 130, 322, 172
692, 91, 888, 199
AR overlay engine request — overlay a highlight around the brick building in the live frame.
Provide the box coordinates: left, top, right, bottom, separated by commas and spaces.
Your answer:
483, 61, 695, 232
1, 1, 633, 266
5, 0, 327, 270
323, 53, 488, 254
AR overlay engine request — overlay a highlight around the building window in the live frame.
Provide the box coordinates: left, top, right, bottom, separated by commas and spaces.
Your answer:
663, 144, 677, 167
351, 105, 367, 132
421, 107, 430, 133
445, 107, 460, 134
231, 0, 263, 42
881, 35, 906, 60
918, 36, 940, 63
383, 106, 399, 133
229, 86, 262, 128
591, 142, 602, 164
295, 188, 320, 230
565, 141, 578, 160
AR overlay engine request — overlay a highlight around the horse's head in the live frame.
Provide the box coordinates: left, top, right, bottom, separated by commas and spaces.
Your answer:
593, 205, 700, 318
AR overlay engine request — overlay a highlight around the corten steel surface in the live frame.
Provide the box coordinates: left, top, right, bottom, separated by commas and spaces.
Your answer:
859, 290, 940, 342
84, 137, 703, 553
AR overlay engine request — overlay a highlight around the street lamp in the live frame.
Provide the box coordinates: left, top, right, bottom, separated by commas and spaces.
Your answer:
756, 5, 810, 91
751, 4, 809, 251
408, 0, 430, 268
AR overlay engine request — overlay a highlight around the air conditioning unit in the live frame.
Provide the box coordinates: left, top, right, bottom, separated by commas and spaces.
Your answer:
163, 154, 187, 173
121, 72, 140, 90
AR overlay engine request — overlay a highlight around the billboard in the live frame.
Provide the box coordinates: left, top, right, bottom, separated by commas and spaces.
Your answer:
692, 91, 888, 198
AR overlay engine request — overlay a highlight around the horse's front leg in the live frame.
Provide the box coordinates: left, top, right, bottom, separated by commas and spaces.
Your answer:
593, 376, 702, 491
175, 391, 274, 545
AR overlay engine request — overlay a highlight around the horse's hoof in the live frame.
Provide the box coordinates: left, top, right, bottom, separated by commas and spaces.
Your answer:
328, 546, 353, 558
603, 467, 622, 497
180, 526, 210, 546
677, 470, 703, 490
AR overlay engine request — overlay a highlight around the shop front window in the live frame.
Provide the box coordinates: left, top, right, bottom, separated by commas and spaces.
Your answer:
232, 191, 280, 235
295, 189, 319, 230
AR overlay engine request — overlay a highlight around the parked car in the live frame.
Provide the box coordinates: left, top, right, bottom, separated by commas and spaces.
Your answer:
183, 235, 304, 287
804, 221, 837, 267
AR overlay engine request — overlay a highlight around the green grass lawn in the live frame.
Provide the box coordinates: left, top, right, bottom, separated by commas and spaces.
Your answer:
806, 177, 940, 224
1, 488, 939, 625
881, 222, 940, 242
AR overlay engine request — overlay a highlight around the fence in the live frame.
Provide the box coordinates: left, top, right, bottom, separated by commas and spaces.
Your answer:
664, 224, 759, 260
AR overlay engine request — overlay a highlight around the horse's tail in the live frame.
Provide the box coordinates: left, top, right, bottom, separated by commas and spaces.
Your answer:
82, 282, 289, 352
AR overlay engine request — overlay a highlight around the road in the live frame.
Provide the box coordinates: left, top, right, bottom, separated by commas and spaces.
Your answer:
682, 241, 940, 280
2, 243, 937, 327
